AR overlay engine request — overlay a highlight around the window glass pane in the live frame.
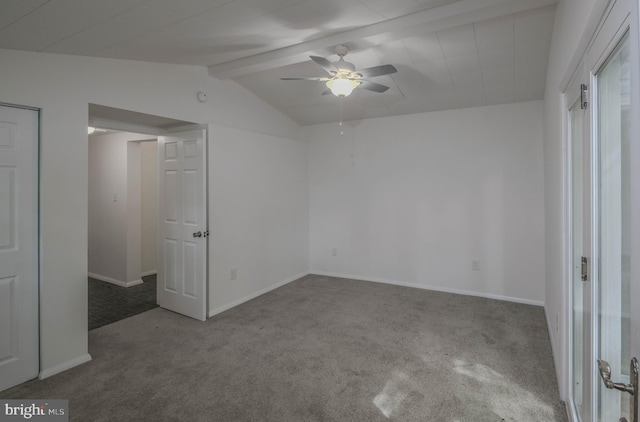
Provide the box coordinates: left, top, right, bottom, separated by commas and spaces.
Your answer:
597, 30, 630, 422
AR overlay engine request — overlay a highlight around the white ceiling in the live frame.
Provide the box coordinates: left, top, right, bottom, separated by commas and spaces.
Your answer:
0, 0, 557, 126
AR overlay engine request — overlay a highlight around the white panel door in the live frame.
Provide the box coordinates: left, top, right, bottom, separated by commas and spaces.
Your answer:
0, 105, 39, 391
157, 129, 207, 321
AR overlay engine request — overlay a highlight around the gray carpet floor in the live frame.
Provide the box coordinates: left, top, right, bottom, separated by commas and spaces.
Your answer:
1, 275, 567, 421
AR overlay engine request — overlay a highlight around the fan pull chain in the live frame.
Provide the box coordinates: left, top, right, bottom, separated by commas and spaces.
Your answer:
339, 97, 344, 135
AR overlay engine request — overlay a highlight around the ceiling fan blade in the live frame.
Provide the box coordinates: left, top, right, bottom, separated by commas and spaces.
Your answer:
360, 80, 390, 93
356, 64, 398, 78
281, 77, 329, 81
310, 56, 337, 74
321, 89, 332, 96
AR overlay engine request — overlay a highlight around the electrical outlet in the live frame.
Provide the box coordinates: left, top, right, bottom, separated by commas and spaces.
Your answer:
331, 247, 337, 257
471, 260, 480, 271
230, 268, 237, 280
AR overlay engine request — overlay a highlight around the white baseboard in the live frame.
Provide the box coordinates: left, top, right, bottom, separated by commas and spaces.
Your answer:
545, 304, 565, 400
310, 271, 545, 307
39, 353, 92, 380
88, 272, 143, 288
140, 270, 157, 277
208, 272, 309, 318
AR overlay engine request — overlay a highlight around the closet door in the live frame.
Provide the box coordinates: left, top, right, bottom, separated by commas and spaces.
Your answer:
0, 104, 39, 391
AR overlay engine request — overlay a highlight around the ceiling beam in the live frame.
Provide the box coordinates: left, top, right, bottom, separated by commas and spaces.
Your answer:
208, 0, 558, 79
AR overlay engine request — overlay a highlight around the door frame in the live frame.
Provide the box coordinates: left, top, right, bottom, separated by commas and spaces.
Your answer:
560, 0, 614, 408
628, 0, 640, 363
562, 0, 638, 420
86, 109, 209, 322
564, 80, 592, 422
586, 4, 631, 420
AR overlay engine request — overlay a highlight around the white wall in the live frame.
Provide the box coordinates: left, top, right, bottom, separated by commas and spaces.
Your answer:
0, 48, 306, 379
88, 133, 129, 283
543, 0, 604, 397
140, 141, 157, 276
307, 101, 545, 305
126, 141, 142, 286
88, 132, 154, 286
209, 126, 309, 315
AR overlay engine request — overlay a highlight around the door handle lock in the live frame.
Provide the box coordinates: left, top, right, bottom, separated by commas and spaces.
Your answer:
193, 231, 202, 238
598, 358, 639, 422
598, 359, 635, 394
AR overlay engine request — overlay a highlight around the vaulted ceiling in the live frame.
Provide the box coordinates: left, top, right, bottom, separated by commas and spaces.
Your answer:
0, 0, 557, 125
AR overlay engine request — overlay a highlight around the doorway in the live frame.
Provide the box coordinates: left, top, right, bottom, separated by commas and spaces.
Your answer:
87, 131, 158, 288
87, 104, 208, 326
87, 131, 159, 329
566, 0, 636, 420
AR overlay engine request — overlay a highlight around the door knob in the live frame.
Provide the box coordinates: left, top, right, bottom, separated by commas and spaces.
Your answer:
597, 358, 639, 422
193, 231, 202, 238
598, 359, 634, 394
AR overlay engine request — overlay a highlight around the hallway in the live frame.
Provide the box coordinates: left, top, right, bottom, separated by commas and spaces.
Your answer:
88, 275, 158, 330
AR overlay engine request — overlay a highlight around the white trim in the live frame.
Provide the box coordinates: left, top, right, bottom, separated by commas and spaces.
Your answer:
207, 272, 310, 318
586, 2, 630, 75
630, 0, 640, 362
140, 270, 157, 278
560, 90, 572, 405
311, 271, 545, 307
0, 102, 40, 111
563, 92, 581, 417
39, 353, 92, 380
589, 67, 600, 422
88, 272, 143, 288
562, 85, 588, 409
559, 0, 616, 92
544, 306, 572, 408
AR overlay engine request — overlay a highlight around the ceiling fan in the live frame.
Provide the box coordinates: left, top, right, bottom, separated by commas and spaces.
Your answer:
281, 45, 397, 97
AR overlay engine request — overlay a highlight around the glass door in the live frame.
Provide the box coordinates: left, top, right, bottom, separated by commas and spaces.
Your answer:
594, 29, 632, 422
568, 1, 636, 421
569, 94, 591, 422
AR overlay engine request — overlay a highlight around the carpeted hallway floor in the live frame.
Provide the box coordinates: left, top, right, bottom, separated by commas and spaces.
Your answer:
88, 274, 158, 330
1, 275, 567, 421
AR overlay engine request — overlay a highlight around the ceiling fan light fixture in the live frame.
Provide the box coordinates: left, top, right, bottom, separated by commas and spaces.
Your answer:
326, 78, 360, 97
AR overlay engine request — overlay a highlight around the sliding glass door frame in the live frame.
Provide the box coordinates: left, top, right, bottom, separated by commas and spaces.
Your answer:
564, 0, 639, 420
